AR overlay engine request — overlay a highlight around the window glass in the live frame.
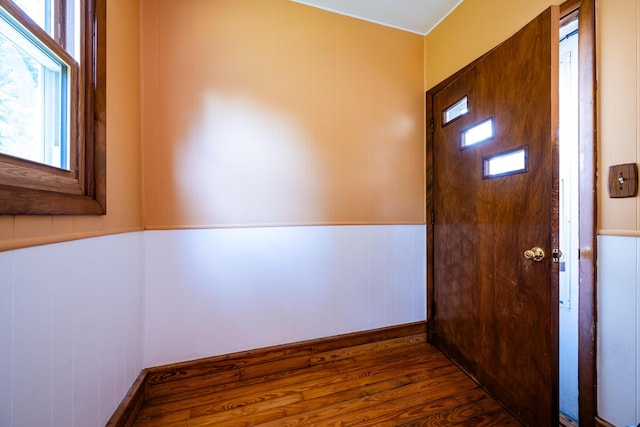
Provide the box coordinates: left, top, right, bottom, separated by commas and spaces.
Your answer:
483, 148, 528, 178
461, 118, 493, 149
0, 7, 69, 169
12, 0, 52, 35
10, 0, 80, 60
443, 96, 468, 125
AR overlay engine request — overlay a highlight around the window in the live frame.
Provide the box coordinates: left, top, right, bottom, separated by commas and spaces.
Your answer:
0, 0, 105, 215
460, 117, 493, 149
442, 95, 468, 125
483, 147, 528, 178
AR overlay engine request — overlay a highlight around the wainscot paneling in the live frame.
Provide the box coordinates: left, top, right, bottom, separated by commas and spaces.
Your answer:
143, 225, 427, 367
597, 235, 640, 426
0, 233, 145, 427
0, 226, 426, 425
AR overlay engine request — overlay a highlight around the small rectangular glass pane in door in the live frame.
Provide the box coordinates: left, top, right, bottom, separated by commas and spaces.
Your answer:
483, 148, 527, 178
443, 96, 468, 124
461, 118, 493, 148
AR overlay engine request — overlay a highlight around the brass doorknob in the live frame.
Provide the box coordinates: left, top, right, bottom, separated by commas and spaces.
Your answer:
524, 247, 545, 262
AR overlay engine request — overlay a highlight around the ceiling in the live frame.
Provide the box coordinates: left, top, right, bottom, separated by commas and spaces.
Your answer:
290, 0, 463, 35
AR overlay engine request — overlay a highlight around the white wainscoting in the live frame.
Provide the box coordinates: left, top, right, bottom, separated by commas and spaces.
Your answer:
0, 225, 426, 426
3, 228, 634, 426
143, 225, 427, 367
0, 233, 145, 427
597, 235, 640, 426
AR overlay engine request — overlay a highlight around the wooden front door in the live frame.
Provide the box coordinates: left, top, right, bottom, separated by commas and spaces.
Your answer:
428, 7, 559, 426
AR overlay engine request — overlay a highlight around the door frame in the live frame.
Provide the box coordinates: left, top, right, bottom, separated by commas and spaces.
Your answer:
424, 0, 597, 424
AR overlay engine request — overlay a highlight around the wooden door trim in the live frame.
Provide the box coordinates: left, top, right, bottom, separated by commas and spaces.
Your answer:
558, 1, 597, 425
573, 0, 597, 425
425, 0, 597, 424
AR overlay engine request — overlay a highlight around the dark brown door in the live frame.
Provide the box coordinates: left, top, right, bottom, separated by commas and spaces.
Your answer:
429, 7, 559, 426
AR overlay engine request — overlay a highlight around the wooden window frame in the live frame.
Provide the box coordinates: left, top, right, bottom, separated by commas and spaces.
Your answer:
0, 0, 105, 215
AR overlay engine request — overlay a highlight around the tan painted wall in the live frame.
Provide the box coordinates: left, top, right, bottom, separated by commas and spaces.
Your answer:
0, 0, 143, 251
141, 0, 425, 228
597, 0, 640, 235
425, 0, 562, 89
7, 0, 636, 248
427, 0, 640, 236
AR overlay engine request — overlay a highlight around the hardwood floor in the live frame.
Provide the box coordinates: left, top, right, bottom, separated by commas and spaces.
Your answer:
132, 329, 521, 426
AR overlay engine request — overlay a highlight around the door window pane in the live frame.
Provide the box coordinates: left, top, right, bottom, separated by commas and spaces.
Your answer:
461, 117, 493, 148
443, 96, 468, 125
483, 147, 527, 178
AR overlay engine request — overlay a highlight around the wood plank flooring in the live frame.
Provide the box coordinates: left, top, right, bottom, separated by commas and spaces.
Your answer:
133, 333, 521, 426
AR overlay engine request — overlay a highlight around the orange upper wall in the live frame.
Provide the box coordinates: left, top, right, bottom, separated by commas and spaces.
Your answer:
597, 0, 640, 234
0, 0, 143, 251
427, 0, 640, 235
8, 0, 636, 249
425, 0, 562, 90
141, 0, 425, 228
